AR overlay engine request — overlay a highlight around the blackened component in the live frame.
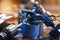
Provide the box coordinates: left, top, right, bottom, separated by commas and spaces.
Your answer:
40, 13, 55, 28
33, 2, 55, 27
0, 22, 11, 31
32, 2, 43, 13
0, 32, 7, 40
0, 32, 15, 40
49, 24, 60, 40
0, 23, 19, 40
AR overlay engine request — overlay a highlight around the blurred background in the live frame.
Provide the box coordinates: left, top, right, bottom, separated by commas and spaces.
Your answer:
0, 0, 60, 15
0, 0, 60, 40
